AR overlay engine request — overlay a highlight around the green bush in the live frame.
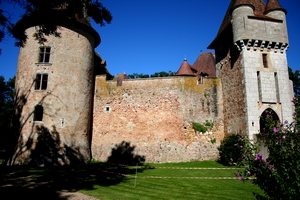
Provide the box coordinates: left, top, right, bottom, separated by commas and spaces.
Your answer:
218, 134, 253, 166
192, 122, 207, 133
205, 120, 214, 129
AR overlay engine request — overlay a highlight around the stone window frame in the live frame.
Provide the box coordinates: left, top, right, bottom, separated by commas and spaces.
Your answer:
36, 46, 52, 66
34, 73, 49, 91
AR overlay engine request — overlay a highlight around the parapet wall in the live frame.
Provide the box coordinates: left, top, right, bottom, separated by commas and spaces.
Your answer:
92, 75, 224, 163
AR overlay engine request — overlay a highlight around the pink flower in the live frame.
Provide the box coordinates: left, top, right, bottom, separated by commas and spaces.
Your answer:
273, 127, 279, 133
258, 152, 262, 157
282, 135, 286, 139
247, 171, 251, 175
240, 146, 243, 149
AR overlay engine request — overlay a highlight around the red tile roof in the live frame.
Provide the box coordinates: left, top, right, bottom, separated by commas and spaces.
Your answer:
175, 59, 196, 76
192, 52, 216, 78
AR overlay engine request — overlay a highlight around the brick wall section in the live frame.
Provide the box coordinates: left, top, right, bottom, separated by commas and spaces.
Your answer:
92, 76, 224, 163
11, 26, 95, 164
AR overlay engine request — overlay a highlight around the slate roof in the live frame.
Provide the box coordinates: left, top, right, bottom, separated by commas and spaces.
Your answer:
94, 52, 113, 80
265, 0, 286, 14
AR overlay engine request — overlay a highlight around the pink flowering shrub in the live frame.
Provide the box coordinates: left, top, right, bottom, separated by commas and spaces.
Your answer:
237, 97, 300, 200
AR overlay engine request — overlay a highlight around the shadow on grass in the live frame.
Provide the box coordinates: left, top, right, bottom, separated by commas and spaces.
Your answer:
0, 140, 146, 199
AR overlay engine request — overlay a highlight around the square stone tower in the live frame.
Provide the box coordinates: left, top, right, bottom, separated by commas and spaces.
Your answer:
208, 0, 294, 139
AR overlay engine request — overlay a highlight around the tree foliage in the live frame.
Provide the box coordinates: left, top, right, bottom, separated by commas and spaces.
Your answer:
0, 0, 112, 47
126, 71, 176, 79
288, 67, 300, 96
0, 75, 15, 150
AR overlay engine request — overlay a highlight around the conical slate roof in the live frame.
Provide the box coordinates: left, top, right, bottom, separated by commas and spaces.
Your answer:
265, 0, 286, 14
216, 0, 265, 39
175, 58, 195, 76
208, 0, 285, 49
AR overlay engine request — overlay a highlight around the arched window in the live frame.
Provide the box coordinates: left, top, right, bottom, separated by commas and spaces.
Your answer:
260, 108, 280, 133
34, 105, 43, 121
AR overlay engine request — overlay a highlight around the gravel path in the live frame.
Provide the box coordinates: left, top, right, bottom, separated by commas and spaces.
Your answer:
59, 190, 100, 200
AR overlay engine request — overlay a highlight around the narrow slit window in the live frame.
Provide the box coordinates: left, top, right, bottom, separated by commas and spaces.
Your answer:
39, 47, 51, 63
262, 54, 268, 68
35, 74, 48, 90
34, 105, 43, 121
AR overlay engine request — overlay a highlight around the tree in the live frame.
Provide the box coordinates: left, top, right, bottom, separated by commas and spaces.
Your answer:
288, 67, 300, 96
0, 76, 15, 150
0, 0, 112, 47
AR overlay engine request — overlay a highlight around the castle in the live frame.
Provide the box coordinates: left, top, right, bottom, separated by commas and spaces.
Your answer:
6, 0, 294, 165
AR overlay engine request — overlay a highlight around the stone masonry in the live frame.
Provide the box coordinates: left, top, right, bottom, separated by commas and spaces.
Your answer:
92, 75, 224, 163
9, 0, 294, 165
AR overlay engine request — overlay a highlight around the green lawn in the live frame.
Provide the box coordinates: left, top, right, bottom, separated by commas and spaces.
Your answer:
79, 161, 262, 200
0, 161, 263, 200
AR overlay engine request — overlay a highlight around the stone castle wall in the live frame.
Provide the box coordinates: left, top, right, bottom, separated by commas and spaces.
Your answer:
215, 51, 247, 137
92, 75, 224, 163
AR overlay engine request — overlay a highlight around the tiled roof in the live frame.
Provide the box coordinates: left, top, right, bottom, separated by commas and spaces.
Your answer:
175, 59, 195, 76
94, 52, 113, 79
192, 52, 216, 78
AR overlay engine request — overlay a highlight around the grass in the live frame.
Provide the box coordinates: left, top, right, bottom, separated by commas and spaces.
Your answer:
79, 161, 262, 200
0, 161, 263, 200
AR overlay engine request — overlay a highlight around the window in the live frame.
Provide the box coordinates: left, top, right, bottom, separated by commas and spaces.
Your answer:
39, 47, 51, 63
34, 105, 43, 121
262, 54, 268, 68
35, 74, 48, 90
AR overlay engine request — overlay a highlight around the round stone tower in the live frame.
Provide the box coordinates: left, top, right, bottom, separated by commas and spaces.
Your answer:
7, 5, 100, 165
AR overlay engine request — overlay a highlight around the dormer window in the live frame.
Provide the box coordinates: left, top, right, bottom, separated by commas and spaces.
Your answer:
39, 47, 51, 63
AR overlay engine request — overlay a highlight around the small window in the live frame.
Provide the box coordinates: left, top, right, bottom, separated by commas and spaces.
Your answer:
35, 74, 48, 90
104, 106, 111, 113
39, 47, 51, 63
34, 105, 43, 121
262, 54, 268, 68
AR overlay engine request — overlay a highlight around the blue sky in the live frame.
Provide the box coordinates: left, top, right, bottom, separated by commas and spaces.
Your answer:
0, 0, 299, 79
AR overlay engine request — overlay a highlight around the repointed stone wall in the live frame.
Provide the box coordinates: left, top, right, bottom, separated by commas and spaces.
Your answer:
92, 75, 224, 163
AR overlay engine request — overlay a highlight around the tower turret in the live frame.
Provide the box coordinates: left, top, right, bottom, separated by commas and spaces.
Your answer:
7, 4, 100, 165
208, 0, 293, 140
